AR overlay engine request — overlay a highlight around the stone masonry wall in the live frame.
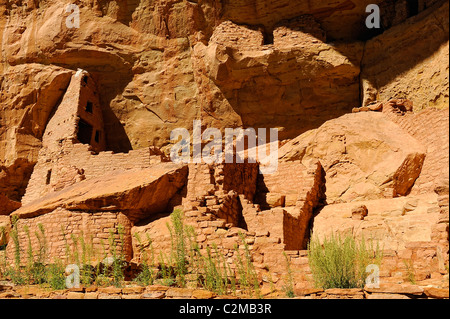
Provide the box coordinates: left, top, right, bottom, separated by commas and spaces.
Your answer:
432, 180, 450, 274
5, 208, 133, 265
131, 159, 326, 290
21, 70, 169, 206
248, 161, 324, 250
255, 161, 309, 210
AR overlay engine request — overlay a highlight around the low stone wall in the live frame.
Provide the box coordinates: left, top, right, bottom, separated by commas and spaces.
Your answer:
5, 208, 133, 264
0, 283, 447, 299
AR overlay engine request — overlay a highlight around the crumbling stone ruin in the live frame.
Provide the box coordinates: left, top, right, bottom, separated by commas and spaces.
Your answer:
2, 70, 448, 296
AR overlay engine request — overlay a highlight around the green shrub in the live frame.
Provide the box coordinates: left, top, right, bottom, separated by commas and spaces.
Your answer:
308, 233, 382, 289
234, 232, 260, 298
201, 245, 229, 295
403, 260, 416, 285
108, 227, 126, 287
282, 252, 295, 298
167, 209, 188, 287
47, 259, 66, 290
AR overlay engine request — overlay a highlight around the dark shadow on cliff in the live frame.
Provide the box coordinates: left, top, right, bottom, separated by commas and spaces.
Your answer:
334, 0, 449, 95
358, 0, 449, 90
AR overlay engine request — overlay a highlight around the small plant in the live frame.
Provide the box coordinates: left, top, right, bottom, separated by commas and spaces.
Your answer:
71, 234, 81, 266
79, 232, 93, 286
35, 223, 47, 265
23, 225, 34, 283
133, 233, 156, 286
167, 209, 188, 287
201, 245, 229, 295
308, 233, 382, 289
8, 216, 25, 285
403, 260, 416, 285
10, 216, 21, 268
158, 251, 175, 286
61, 225, 71, 264
282, 252, 295, 298
107, 225, 127, 287
234, 233, 261, 298
21, 225, 46, 285
47, 259, 66, 290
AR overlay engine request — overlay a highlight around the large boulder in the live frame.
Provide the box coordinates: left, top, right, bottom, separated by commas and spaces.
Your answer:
278, 112, 427, 204
0, 194, 21, 216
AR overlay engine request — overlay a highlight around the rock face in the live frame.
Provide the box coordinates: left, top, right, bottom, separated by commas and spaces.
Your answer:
0, 0, 449, 293
199, 19, 363, 140
0, 215, 10, 247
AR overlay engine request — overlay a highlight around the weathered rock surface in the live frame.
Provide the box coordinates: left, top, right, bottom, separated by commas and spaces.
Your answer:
0, 194, 20, 216
220, 0, 441, 41
0, 65, 73, 207
0, 0, 448, 207
383, 107, 449, 195
278, 112, 426, 203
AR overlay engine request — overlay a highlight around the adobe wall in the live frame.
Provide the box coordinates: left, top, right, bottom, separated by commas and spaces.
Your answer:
75, 73, 106, 152
184, 162, 259, 211
255, 161, 306, 210
248, 161, 325, 250
131, 159, 325, 289
5, 208, 133, 265
21, 69, 169, 205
